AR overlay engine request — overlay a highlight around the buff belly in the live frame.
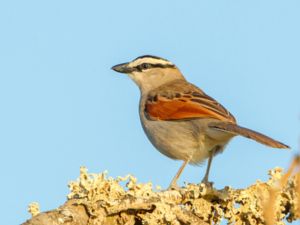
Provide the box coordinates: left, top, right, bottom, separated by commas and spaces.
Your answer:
140, 115, 234, 165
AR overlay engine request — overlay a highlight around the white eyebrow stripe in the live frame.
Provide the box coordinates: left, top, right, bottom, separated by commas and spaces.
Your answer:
128, 57, 174, 68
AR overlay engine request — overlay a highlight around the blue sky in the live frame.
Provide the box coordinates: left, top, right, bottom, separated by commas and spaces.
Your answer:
0, 1, 299, 224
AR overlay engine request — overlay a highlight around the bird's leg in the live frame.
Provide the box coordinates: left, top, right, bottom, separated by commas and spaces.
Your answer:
168, 160, 189, 190
201, 149, 216, 185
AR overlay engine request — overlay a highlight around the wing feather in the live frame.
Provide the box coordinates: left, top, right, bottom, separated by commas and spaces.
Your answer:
145, 92, 236, 123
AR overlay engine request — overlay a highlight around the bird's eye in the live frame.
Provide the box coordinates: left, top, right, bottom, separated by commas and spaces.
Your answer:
141, 63, 151, 69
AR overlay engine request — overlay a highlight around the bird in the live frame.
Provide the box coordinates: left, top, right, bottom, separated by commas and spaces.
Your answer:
111, 55, 289, 189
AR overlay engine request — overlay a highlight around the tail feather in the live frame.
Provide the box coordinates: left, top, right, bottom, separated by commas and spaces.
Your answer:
209, 122, 289, 149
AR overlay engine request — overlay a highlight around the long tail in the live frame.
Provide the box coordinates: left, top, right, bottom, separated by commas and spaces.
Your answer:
209, 122, 289, 149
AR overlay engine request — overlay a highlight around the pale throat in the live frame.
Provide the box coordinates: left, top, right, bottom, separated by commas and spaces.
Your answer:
129, 68, 185, 94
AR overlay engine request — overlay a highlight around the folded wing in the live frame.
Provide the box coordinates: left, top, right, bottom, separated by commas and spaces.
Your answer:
145, 91, 236, 123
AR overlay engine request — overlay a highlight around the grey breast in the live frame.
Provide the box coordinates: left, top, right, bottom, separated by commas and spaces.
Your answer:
139, 95, 211, 163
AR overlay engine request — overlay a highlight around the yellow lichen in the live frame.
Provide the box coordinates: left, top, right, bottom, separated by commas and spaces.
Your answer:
27, 202, 40, 217
25, 157, 300, 225
64, 163, 299, 225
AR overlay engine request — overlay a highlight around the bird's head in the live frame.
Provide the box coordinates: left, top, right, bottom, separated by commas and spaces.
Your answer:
112, 55, 185, 92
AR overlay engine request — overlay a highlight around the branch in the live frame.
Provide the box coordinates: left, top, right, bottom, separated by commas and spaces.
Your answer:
22, 158, 300, 225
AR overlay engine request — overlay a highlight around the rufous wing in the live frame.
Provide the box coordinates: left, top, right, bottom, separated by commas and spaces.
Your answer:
145, 94, 236, 123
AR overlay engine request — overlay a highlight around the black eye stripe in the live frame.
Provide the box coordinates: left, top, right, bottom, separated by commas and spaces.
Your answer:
134, 63, 175, 71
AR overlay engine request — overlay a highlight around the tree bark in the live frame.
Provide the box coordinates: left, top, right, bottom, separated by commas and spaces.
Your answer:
22, 159, 300, 225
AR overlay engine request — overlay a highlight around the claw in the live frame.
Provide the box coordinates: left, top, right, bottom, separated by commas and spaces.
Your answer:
167, 183, 180, 190
200, 178, 214, 189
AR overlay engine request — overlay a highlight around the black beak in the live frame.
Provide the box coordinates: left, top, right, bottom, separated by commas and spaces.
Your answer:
111, 62, 133, 73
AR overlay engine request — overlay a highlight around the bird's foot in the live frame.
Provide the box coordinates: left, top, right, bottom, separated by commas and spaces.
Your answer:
201, 177, 214, 189
167, 182, 180, 191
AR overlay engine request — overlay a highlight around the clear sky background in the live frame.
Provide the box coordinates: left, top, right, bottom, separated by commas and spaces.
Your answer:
1, 1, 299, 224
